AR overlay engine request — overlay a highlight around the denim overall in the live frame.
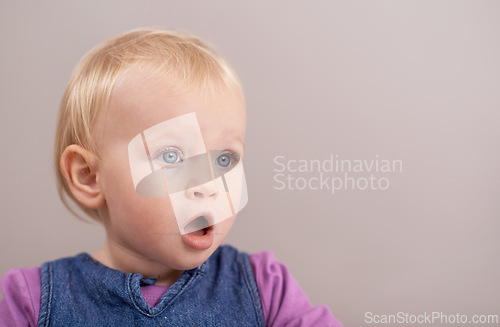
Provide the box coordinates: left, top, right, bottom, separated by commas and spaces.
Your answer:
37, 245, 265, 326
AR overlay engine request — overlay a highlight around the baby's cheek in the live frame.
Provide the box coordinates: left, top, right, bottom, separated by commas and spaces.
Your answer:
130, 196, 178, 230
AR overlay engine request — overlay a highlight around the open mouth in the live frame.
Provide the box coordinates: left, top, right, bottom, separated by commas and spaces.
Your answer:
183, 215, 211, 235
181, 213, 215, 250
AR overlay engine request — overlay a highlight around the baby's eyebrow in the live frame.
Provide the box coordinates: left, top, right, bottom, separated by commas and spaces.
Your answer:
223, 128, 244, 142
143, 133, 178, 151
215, 131, 244, 150
144, 125, 201, 147
209, 140, 244, 154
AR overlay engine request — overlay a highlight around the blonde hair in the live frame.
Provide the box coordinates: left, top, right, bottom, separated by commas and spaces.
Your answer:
54, 27, 243, 222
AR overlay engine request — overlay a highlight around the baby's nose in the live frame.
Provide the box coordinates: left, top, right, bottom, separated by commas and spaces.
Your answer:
186, 180, 219, 200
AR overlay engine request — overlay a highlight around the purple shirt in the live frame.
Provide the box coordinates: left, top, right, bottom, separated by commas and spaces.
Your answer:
0, 251, 342, 326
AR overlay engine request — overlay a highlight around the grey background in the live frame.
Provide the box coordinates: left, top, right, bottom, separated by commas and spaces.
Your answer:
1, 1, 499, 326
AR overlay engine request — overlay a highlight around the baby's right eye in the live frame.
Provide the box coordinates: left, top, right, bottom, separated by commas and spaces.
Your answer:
156, 147, 183, 167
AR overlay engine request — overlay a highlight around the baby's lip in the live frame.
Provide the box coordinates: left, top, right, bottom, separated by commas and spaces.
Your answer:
182, 211, 215, 235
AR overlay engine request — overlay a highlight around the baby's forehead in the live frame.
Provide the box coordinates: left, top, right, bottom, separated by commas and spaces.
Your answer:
106, 77, 187, 130
98, 68, 246, 152
136, 111, 243, 150
112, 69, 242, 116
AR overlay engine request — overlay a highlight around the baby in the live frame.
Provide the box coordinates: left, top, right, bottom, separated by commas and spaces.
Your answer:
0, 28, 342, 326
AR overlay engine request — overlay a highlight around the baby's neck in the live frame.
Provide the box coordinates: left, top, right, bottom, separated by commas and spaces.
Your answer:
93, 240, 184, 286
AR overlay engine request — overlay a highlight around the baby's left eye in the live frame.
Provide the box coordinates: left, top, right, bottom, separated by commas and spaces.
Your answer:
217, 154, 231, 167
214, 151, 240, 170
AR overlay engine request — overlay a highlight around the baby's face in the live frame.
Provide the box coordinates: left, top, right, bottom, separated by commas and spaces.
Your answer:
128, 112, 247, 236
93, 69, 246, 270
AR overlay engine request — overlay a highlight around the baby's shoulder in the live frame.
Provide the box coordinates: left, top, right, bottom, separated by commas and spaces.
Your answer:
1, 265, 41, 290
248, 249, 289, 285
246, 250, 344, 326
216, 244, 281, 274
0, 266, 41, 326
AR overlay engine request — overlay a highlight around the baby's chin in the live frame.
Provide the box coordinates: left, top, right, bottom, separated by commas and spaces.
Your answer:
172, 243, 221, 270
182, 226, 234, 267
156, 216, 235, 270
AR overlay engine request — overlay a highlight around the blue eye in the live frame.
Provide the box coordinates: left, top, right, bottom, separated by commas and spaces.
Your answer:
217, 154, 231, 167
161, 150, 181, 164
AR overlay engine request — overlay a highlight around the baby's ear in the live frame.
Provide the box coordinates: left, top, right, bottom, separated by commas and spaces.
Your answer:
60, 145, 105, 209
